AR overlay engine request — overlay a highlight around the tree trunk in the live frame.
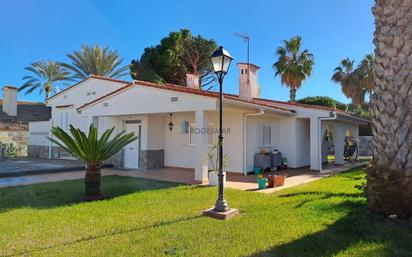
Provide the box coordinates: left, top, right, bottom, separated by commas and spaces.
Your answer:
368, 0, 412, 219
289, 87, 297, 102
85, 163, 102, 199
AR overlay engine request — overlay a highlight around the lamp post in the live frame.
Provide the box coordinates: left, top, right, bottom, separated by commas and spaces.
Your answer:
211, 46, 233, 212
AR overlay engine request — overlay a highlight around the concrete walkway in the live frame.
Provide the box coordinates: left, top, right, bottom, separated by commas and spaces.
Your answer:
0, 162, 366, 192
0, 158, 113, 178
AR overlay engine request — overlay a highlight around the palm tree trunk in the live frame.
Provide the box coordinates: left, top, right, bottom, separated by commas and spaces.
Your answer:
85, 163, 102, 199
368, 0, 412, 219
289, 87, 297, 102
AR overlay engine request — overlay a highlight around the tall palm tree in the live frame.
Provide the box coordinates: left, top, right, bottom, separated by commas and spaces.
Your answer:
331, 58, 357, 100
19, 61, 71, 101
354, 54, 375, 94
62, 44, 129, 80
48, 125, 137, 199
273, 36, 314, 102
368, 0, 412, 219
332, 55, 374, 106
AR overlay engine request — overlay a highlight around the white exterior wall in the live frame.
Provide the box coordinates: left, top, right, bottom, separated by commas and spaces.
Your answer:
79, 84, 217, 117
294, 118, 311, 167
47, 79, 127, 132
164, 112, 195, 168
208, 111, 244, 173
163, 110, 244, 173
28, 121, 51, 146
245, 115, 282, 171
147, 115, 165, 150
163, 113, 195, 168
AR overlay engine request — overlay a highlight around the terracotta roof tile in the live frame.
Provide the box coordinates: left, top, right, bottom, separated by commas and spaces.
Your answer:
77, 79, 294, 114
74, 76, 367, 121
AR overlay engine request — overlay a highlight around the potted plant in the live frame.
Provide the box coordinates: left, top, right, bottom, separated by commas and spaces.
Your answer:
207, 142, 228, 186
274, 173, 287, 186
257, 169, 267, 190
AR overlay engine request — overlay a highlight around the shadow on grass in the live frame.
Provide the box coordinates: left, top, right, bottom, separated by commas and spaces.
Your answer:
0, 176, 183, 212
5, 214, 203, 257
248, 200, 412, 257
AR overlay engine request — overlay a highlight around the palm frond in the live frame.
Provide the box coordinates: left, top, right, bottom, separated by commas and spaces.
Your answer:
48, 125, 137, 165
62, 44, 129, 80
20, 61, 71, 101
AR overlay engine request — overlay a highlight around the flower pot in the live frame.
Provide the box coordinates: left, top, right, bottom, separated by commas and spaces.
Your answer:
257, 177, 267, 190
267, 175, 275, 188
274, 174, 286, 186
208, 171, 226, 186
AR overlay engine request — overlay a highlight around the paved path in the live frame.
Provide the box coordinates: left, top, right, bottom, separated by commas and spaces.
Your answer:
0, 158, 84, 177
0, 162, 366, 192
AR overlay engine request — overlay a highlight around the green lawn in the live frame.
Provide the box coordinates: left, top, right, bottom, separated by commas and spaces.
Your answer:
1, 170, 411, 257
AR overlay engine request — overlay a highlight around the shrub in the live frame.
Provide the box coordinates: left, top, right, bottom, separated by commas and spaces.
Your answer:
296, 96, 348, 111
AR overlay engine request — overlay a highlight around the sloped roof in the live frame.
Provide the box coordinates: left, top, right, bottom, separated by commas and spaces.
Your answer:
74, 76, 368, 122
77, 78, 295, 114
46, 75, 131, 101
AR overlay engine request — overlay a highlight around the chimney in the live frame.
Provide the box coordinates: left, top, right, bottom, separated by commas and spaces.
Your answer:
238, 63, 261, 101
2, 86, 17, 116
186, 74, 200, 89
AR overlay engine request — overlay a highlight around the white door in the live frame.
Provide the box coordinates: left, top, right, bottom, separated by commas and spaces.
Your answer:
124, 121, 141, 169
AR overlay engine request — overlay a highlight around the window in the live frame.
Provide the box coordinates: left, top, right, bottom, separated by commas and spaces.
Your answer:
180, 121, 189, 134
262, 124, 271, 145
125, 120, 141, 124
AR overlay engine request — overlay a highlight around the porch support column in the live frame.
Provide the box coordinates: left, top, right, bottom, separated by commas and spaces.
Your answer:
332, 124, 347, 165
310, 117, 321, 170
194, 110, 208, 183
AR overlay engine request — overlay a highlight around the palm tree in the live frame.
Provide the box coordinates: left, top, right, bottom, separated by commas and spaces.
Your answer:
331, 58, 355, 97
354, 54, 375, 95
48, 125, 137, 199
19, 61, 71, 101
368, 0, 412, 219
62, 44, 129, 80
332, 55, 375, 106
273, 36, 314, 102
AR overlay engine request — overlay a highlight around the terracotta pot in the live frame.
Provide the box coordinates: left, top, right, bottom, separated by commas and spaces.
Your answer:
267, 175, 275, 188
274, 175, 286, 186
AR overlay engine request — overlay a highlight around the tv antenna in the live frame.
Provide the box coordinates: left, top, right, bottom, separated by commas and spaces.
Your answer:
234, 32, 250, 84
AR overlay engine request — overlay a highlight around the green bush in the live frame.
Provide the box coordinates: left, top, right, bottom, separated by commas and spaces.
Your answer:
296, 96, 348, 111
0, 142, 22, 157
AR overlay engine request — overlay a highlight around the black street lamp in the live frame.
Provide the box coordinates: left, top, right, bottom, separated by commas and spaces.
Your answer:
211, 46, 233, 212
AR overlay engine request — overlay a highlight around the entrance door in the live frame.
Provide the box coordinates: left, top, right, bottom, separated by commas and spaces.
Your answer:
124, 121, 141, 169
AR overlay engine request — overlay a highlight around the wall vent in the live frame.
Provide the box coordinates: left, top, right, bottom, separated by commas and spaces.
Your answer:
171, 97, 179, 102
103, 102, 109, 107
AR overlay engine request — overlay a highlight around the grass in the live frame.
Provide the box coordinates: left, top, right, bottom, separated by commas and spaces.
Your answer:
1, 169, 411, 257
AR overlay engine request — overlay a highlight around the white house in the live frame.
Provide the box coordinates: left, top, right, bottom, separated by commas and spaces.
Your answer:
28, 63, 368, 183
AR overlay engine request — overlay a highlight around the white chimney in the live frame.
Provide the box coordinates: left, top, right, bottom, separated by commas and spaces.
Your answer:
238, 63, 261, 101
2, 86, 17, 116
186, 74, 200, 89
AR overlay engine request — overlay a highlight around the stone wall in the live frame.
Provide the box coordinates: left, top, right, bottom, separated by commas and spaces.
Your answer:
0, 130, 29, 156
140, 149, 164, 169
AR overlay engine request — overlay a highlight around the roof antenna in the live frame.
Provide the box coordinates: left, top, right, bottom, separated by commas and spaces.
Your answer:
234, 32, 251, 84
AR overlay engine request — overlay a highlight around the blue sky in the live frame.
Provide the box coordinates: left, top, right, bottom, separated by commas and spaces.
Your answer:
0, 0, 374, 103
